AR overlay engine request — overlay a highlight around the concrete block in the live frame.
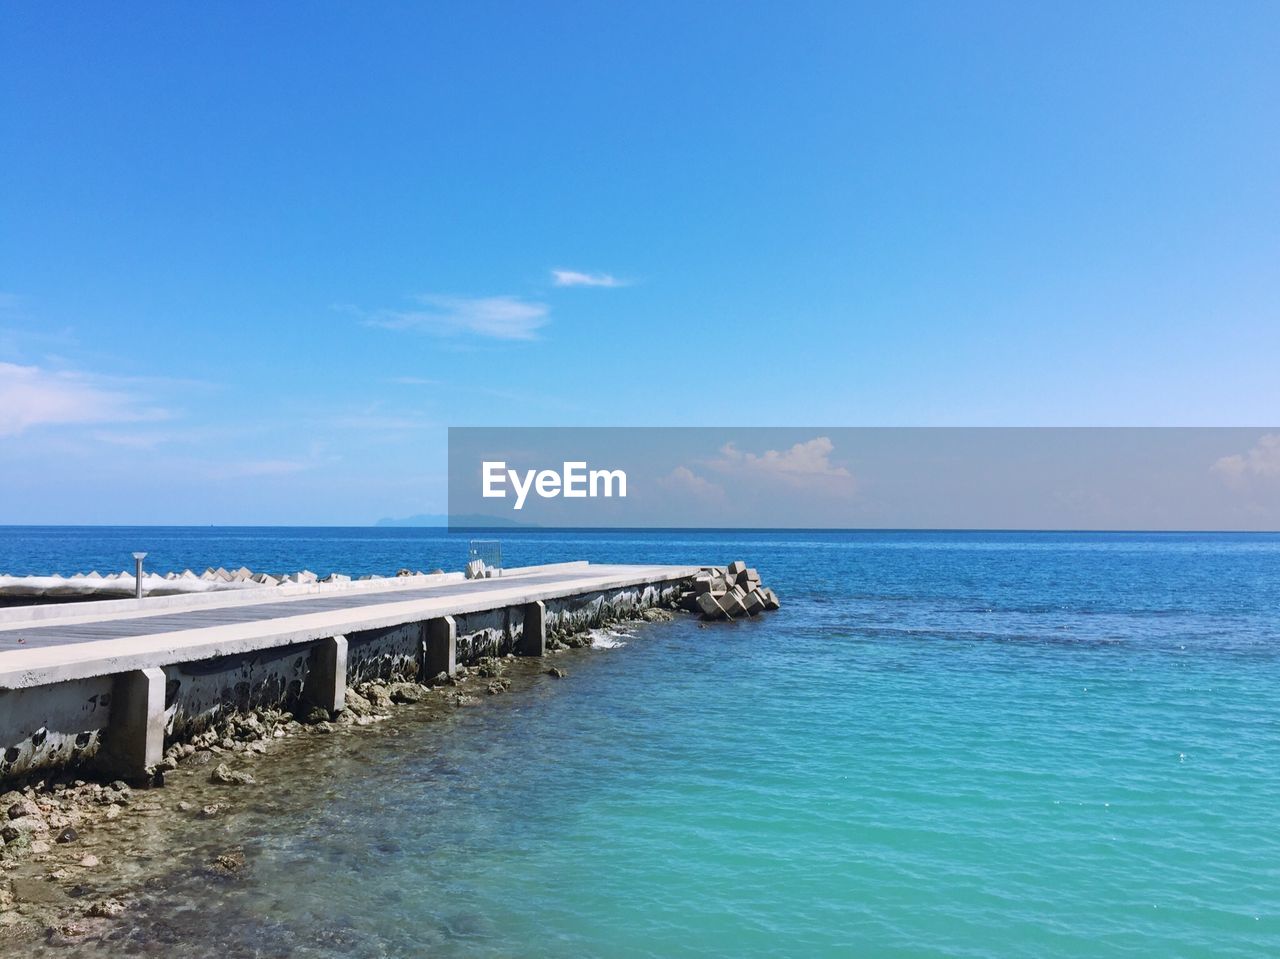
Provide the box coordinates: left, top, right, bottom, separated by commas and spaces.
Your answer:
727, 560, 747, 578
696, 592, 728, 620
98, 667, 166, 778
763, 588, 781, 610
519, 600, 546, 656
721, 591, 748, 618
465, 559, 485, 580
422, 616, 456, 676
304, 635, 348, 714
742, 590, 765, 615
737, 567, 761, 587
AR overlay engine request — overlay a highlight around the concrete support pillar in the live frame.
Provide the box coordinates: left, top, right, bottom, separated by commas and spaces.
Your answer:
99, 667, 166, 778
305, 634, 348, 714
518, 600, 546, 657
422, 616, 456, 677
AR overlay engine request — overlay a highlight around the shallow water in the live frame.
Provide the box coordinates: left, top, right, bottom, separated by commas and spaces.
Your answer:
9, 528, 1280, 956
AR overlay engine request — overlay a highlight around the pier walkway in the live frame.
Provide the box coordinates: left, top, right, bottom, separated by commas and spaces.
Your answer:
0, 561, 697, 690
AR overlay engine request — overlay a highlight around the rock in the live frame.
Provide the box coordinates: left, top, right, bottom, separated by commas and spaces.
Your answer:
476, 657, 505, 679
47, 920, 95, 943
358, 684, 394, 712
312, 721, 334, 734
78, 854, 99, 868
54, 826, 78, 844
29, 840, 51, 855
209, 848, 246, 876
7, 798, 40, 820
1, 817, 47, 845
641, 607, 673, 622
486, 679, 510, 695
343, 688, 373, 717
545, 666, 566, 679
302, 706, 331, 725
388, 682, 427, 704
85, 897, 125, 918
209, 763, 256, 786
198, 804, 225, 820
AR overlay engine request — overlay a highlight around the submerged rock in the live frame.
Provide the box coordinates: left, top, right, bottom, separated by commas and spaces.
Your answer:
84, 897, 125, 918
208, 764, 255, 787
388, 682, 427, 704
208, 848, 247, 877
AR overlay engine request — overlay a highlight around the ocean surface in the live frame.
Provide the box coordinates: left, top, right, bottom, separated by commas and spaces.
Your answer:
5, 527, 1280, 957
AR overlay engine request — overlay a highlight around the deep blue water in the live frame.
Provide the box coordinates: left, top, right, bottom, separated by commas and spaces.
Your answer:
8, 527, 1280, 957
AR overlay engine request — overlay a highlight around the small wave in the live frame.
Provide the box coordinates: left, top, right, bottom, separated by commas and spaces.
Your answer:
590, 627, 635, 649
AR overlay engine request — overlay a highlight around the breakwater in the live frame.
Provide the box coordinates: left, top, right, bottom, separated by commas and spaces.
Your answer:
0, 562, 709, 783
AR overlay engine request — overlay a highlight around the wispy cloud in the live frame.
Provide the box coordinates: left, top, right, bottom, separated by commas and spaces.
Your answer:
213, 459, 313, 479
0, 361, 169, 438
1213, 434, 1280, 484
551, 269, 625, 288
360, 295, 548, 340
386, 376, 440, 386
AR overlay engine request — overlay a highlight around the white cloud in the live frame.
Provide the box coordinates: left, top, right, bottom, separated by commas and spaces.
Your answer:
363, 295, 548, 340
551, 269, 624, 288
709, 436, 856, 492
1213, 434, 1280, 483
658, 465, 727, 502
0, 361, 167, 438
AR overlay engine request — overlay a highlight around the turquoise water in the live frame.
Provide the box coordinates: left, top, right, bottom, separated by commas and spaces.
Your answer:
8, 529, 1280, 956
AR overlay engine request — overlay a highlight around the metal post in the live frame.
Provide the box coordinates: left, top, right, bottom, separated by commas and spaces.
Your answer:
133, 551, 147, 600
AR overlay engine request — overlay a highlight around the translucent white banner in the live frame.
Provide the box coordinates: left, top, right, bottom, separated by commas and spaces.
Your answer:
447, 427, 1280, 531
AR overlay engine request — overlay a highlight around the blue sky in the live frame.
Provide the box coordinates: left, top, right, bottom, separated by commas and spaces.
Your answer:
2, 2, 1278, 524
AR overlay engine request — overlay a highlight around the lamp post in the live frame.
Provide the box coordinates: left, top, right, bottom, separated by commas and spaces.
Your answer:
133, 552, 147, 600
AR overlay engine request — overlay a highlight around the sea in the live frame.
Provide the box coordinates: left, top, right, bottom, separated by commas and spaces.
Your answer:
3, 527, 1278, 958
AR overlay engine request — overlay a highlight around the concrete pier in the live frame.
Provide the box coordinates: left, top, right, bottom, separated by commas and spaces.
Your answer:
0, 562, 695, 780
